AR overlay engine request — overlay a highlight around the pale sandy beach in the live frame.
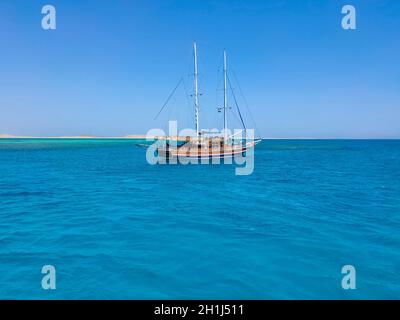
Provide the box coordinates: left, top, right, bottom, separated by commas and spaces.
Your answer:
0, 134, 150, 139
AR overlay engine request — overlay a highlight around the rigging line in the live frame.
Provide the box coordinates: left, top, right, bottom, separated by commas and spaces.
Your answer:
182, 77, 193, 127
182, 77, 191, 110
227, 74, 246, 131
228, 106, 242, 127
231, 70, 262, 139
153, 77, 184, 120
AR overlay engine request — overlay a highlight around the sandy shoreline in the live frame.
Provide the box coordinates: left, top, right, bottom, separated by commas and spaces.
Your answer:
0, 135, 191, 141
0, 134, 151, 139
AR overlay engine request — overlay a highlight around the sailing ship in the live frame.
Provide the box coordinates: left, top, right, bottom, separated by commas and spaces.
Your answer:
157, 42, 261, 160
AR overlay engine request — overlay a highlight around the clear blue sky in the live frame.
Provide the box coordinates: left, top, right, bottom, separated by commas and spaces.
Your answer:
0, 0, 399, 138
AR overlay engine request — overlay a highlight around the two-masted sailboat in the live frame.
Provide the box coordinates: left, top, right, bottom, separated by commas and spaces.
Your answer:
157, 42, 261, 160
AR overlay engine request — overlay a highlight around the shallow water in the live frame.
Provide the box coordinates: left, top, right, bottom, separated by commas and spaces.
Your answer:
0, 139, 399, 299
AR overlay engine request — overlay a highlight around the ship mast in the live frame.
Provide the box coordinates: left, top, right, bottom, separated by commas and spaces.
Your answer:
193, 42, 200, 138
223, 49, 228, 142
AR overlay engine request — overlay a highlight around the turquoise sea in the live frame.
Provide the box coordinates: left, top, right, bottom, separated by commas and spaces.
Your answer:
0, 139, 399, 299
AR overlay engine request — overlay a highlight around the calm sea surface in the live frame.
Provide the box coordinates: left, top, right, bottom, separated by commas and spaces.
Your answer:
0, 139, 399, 299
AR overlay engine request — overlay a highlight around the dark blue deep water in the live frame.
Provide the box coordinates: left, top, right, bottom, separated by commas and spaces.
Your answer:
0, 139, 399, 299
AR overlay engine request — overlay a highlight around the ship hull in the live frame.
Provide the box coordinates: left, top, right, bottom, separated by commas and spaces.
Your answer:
157, 141, 259, 160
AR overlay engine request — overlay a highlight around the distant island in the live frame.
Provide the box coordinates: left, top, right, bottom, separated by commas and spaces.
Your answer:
0, 134, 19, 138
0, 134, 150, 139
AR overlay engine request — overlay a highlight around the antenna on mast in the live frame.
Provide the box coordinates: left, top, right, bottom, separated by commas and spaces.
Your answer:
193, 42, 200, 138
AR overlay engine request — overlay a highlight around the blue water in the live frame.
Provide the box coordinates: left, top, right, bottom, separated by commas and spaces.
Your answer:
0, 139, 399, 299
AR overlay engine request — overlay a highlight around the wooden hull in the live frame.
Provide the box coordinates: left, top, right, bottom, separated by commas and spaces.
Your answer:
157, 141, 259, 159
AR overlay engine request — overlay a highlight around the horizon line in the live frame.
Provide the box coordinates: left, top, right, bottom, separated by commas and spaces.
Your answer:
0, 135, 399, 140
